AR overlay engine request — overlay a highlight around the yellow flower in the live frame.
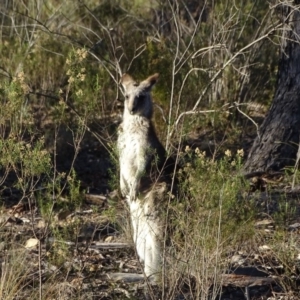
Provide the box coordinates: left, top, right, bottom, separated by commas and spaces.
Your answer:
81, 49, 87, 59
225, 149, 232, 157
185, 145, 191, 153
17, 71, 25, 81
9, 91, 17, 97
40, 150, 48, 156
77, 73, 86, 81
80, 74, 86, 81
237, 149, 244, 157
21, 83, 30, 94
76, 48, 88, 61
198, 150, 206, 159
76, 89, 83, 97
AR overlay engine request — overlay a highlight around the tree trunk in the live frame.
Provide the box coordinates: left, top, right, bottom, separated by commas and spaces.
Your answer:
244, 3, 300, 175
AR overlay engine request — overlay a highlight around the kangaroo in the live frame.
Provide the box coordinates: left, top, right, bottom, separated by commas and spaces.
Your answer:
118, 73, 167, 201
117, 73, 173, 281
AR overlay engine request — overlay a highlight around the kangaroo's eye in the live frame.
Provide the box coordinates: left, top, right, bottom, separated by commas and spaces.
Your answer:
125, 95, 129, 100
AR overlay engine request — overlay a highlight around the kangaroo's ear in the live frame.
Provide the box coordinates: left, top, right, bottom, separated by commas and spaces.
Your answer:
120, 74, 136, 90
140, 73, 159, 90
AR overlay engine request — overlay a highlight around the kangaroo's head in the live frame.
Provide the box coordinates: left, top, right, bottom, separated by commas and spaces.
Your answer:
120, 73, 159, 119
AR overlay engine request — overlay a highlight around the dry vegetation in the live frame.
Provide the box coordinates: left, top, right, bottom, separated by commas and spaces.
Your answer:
0, 0, 300, 299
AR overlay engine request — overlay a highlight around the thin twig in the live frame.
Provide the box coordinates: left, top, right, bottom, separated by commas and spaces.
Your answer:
234, 102, 260, 140
166, 0, 180, 150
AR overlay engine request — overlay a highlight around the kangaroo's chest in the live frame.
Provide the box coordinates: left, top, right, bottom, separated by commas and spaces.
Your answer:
118, 121, 152, 162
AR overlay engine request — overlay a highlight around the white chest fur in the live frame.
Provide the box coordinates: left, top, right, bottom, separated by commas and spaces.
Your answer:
118, 116, 151, 198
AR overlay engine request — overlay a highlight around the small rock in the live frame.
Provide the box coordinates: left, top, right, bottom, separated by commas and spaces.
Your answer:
20, 217, 30, 223
37, 219, 46, 228
230, 255, 246, 265
25, 238, 39, 249
258, 245, 271, 251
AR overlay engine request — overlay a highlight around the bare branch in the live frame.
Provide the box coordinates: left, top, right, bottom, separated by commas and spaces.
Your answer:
169, 22, 282, 139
